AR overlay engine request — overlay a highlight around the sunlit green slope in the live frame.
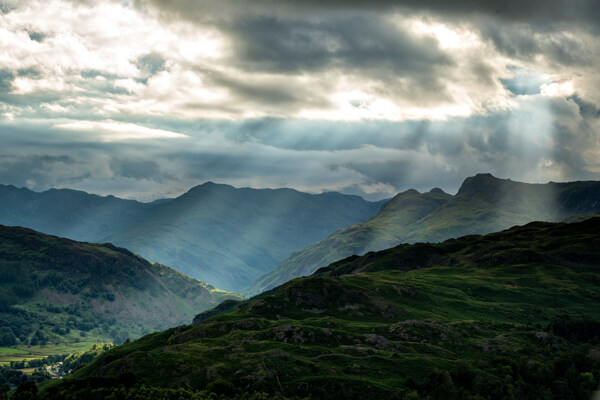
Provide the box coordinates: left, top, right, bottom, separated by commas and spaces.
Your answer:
247, 173, 600, 295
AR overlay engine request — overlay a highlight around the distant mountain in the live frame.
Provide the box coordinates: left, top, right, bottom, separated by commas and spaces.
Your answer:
0, 185, 148, 242
41, 217, 600, 399
0, 225, 239, 346
0, 183, 383, 292
246, 174, 600, 295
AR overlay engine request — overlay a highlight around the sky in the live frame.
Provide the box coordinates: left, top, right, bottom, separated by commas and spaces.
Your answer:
0, 0, 599, 201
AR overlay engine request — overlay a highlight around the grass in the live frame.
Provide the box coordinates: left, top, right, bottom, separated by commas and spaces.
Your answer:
0, 341, 101, 366
46, 261, 600, 398
0, 347, 28, 354
15, 367, 36, 375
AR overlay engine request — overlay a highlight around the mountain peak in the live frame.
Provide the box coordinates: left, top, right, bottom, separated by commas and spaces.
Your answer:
456, 173, 504, 196
428, 187, 447, 195
400, 188, 420, 196
185, 181, 231, 194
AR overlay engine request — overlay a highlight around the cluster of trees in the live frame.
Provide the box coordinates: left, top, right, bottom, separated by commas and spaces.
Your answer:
28, 331, 48, 346
0, 365, 26, 395
406, 349, 599, 400
0, 328, 16, 346
549, 317, 600, 344
0, 297, 135, 346
62, 343, 114, 372
39, 382, 283, 400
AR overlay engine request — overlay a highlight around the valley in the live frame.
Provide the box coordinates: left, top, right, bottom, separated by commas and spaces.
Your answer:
0, 183, 383, 292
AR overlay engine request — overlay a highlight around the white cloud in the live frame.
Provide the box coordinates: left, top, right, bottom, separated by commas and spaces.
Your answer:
540, 81, 575, 98
54, 121, 188, 141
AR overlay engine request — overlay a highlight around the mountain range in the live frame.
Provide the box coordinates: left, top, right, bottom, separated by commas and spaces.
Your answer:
0, 225, 239, 346
40, 216, 600, 399
246, 173, 600, 295
0, 182, 383, 292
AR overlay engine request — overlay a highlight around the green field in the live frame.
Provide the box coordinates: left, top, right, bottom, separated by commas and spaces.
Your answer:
0, 347, 28, 355
0, 341, 102, 366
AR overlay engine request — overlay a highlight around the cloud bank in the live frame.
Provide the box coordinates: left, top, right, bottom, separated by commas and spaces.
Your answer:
0, 0, 598, 200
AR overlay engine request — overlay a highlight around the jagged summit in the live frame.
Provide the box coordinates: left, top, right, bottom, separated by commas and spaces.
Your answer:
456, 173, 503, 195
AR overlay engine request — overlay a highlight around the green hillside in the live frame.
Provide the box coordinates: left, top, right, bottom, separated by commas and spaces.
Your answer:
247, 174, 600, 295
0, 225, 239, 350
0, 183, 383, 292
41, 217, 600, 399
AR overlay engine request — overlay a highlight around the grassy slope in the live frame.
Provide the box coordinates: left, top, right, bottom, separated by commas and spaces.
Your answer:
46, 217, 600, 399
0, 225, 240, 351
244, 188, 451, 296
247, 174, 600, 296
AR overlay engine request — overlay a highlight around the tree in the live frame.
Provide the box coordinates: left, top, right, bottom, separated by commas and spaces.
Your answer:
0, 327, 16, 346
12, 381, 38, 400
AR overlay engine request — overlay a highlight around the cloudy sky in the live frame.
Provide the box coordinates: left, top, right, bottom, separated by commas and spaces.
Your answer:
0, 0, 599, 201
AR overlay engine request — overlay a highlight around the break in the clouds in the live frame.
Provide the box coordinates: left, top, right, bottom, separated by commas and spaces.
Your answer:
0, 0, 599, 200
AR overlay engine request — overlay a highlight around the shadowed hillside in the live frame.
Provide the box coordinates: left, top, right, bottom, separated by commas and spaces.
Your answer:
40, 217, 600, 399
0, 225, 239, 346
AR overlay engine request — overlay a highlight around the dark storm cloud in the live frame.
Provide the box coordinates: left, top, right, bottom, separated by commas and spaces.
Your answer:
475, 21, 592, 66
138, 0, 580, 19
226, 15, 449, 75
0, 154, 79, 189
137, 0, 599, 25
197, 67, 324, 107
137, 0, 600, 78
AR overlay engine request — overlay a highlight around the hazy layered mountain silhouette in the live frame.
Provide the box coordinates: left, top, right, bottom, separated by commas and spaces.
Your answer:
0, 183, 383, 292
246, 174, 600, 295
0, 225, 239, 345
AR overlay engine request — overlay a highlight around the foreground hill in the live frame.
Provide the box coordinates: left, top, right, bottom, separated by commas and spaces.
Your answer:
0, 225, 239, 346
247, 174, 600, 295
0, 183, 383, 292
43, 217, 600, 399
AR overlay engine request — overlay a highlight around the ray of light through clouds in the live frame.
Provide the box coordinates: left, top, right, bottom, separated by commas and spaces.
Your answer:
0, 0, 599, 200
